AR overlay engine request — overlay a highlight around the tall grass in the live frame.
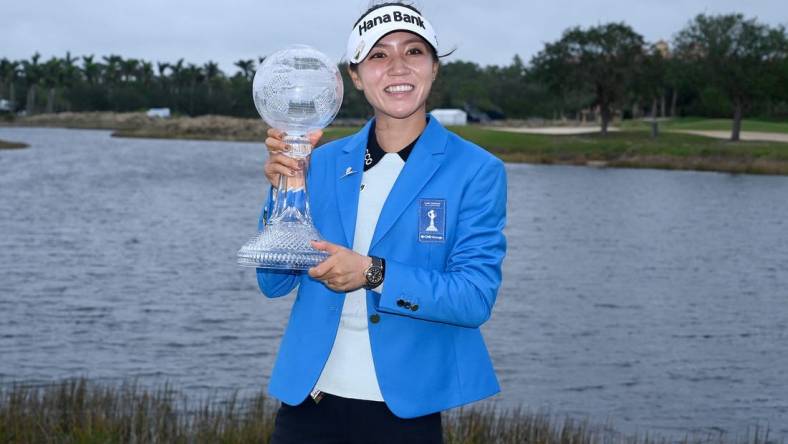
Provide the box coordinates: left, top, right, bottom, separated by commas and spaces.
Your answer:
0, 378, 779, 444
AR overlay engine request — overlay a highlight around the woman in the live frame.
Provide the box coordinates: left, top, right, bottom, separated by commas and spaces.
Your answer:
257, 3, 507, 443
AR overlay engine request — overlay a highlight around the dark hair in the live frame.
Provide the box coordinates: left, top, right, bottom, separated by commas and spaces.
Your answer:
348, 1, 455, 71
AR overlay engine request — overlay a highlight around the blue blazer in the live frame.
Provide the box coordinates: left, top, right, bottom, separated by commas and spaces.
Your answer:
256, 115, 507, 418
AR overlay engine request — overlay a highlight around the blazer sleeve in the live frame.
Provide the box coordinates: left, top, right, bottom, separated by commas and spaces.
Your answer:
255, 185, 301, 298
376, 157, 507, 328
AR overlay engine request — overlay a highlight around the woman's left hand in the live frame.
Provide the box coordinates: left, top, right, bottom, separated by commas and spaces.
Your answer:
308, 240, 371, 292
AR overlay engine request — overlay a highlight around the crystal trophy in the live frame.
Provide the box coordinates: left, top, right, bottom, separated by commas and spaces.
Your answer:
237, 45, 343, 270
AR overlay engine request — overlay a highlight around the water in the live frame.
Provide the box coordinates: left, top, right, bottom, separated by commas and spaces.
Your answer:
1, 127, 787, 438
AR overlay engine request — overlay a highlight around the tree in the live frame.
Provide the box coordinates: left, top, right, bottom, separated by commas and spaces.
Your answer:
632, 44, 668, 119
0, 58, 20, 108
203, 61, 222, 97
674, 14, 788, 141
170, 58, 185, 94
234, 59, 255, 81
81, 55, 100, 84
22, 53, 42, 114
102, 54, 122, 85
183, 63, 204, 115
42, 57, 63, 113
119, 58, 139, 83
139, 61, 154, 86
531, 22, 645, 134
493, 55, 531, 119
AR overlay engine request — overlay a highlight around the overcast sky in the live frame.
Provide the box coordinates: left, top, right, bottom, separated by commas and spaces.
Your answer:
4, 0, 786, 74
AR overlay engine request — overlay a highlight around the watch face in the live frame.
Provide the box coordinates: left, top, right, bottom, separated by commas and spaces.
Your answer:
366, 267, 383, 285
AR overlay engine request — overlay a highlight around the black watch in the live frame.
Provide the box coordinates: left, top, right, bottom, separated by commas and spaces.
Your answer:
363, 256, 385, 289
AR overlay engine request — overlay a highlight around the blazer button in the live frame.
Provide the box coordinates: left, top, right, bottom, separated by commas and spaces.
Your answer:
369, 314, 380, 324
411, 304, 419, 311
403, 301, 411, 309
396, 299, 405, 307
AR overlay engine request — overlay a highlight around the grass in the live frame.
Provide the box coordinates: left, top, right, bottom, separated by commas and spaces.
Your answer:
322, 125, 788, 175
0, 138, 28, 149
620, 117, 788, 134
0, 378, 778, 444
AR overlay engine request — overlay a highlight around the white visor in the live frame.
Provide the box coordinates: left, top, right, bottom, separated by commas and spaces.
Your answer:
346, 5, 439, 64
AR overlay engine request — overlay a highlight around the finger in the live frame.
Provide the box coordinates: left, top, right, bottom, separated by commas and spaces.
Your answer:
266, 163, 297, 178
268, 153, 301, 171
308, 129, 324, 147
267, 128, 285, 140
265, 137, 289, 153
263, 159, 294, 180
311, 240, 342, 255
309, 255, 336, 279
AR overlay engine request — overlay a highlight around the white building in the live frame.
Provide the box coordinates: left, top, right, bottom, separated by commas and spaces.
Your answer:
430, 108, 467, 126
146, 107, 171, 118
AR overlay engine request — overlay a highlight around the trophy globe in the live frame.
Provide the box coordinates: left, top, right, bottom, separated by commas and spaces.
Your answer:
237, 45, 344, 270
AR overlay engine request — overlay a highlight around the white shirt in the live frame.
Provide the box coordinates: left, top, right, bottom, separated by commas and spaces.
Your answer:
313, 153, 405, 401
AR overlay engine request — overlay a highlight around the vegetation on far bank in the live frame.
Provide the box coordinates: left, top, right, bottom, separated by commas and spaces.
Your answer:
0, 378, 778, 444
0, 138, 28, 149
320, 124, 788, 175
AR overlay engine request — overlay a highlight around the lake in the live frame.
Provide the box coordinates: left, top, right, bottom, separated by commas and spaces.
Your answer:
1, 127, 787, 438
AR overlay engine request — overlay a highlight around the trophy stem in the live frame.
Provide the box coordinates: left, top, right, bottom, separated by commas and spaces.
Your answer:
269, 135, 313, 225
237, 134, 329, 270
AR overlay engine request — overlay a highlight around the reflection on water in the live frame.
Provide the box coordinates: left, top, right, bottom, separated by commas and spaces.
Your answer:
1, 127, 787, 438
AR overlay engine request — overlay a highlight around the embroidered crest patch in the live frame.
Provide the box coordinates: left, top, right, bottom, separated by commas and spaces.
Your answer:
418, 199, 445, 243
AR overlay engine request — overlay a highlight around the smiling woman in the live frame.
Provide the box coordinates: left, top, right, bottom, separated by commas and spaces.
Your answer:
256, 2, 508, 443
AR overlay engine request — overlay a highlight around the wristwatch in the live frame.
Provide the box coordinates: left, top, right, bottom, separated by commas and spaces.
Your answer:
363, 256, 385, 289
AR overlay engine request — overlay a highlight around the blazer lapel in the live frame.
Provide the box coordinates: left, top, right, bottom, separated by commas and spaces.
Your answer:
369, 116, 448, 251
334, 121, 371, 247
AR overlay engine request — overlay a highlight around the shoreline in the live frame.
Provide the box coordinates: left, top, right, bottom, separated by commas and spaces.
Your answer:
494, 151, 788, 175
4, 112, 788, 175
0, 138, 28, 149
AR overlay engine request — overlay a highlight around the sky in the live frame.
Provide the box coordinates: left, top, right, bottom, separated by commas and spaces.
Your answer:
3, 0, 786, 74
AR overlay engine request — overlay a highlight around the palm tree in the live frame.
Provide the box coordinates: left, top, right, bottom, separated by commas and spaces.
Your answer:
156, 61, 170, 78
42, 57, 63, 113
183, 63, 204, 115
170, 58, 185, 94
234, 59, 255, 81
59, 52, 79, 111
139, 61, 154, 86
102, 55, 122, 85
203, 60, 222, 96
82, 55, 100, 84
101, 54, 124, 109
120, 58, 139, 83
156, 61, 170, 98
22, 53, 42, 114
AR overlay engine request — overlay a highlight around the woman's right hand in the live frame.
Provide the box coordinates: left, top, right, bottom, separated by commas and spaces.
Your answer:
263, 128, 324, 187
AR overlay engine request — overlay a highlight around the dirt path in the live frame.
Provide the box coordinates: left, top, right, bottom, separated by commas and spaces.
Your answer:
484, 126, 621, 136
487, 126, 788, 142
486, 126, 621, 135
669, 130, 788, 143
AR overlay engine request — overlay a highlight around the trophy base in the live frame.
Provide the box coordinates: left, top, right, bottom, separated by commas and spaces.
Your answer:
237, 221, 329, 270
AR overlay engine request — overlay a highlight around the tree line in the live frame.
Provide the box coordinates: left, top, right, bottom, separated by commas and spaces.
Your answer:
1, 13, 786, 140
